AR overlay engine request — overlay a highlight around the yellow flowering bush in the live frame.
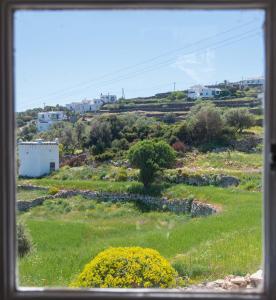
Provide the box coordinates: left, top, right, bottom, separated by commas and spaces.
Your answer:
71, 247, 178, 288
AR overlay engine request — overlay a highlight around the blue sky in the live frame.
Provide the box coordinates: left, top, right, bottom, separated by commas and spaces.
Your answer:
14, 9, 265, 111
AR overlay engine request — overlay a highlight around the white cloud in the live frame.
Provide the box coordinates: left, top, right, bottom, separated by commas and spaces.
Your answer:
173, 48, 215, 84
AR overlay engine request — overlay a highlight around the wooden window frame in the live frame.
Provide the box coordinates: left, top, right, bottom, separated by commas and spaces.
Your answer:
0, 0, 274, 299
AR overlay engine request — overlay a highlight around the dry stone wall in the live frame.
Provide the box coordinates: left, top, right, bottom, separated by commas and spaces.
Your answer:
17, 185, 217, 217
165, 173, 240, 188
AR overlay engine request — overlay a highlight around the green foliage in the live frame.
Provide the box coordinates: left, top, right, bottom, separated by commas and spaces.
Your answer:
17, 123, 37, 141
128, 140, 176, 187
189, 102, 223, 142
17, 222, 33, 257
115, 169, 128, 181
163, 113, 176, 124
94, 151, 115, 162
224, 108, 254, 133
71, 247, 177, 288
111, 138, 129, 150
48, 187, 59, 195
18, 185, 262, 286
175, 102, 225, 147
167, 91, 186, 101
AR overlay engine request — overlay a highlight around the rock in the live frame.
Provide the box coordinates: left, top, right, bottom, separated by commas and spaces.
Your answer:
183, 270, 263, 291
217, 175, 240, 187
249, 270, 263, 287
213, 279, 225, 286
230, 276, 247, 287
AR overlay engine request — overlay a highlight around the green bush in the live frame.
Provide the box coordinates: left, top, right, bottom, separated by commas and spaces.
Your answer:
48, 186, 59, 195
224, 108, 254, 133
115, 169, 128, 182
94, 151, 115, 162
128, 140, 176, 187
71, 247, 177, 288
17, 222, 33, 257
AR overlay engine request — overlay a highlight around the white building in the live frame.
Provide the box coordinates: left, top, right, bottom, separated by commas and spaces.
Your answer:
18, 139, 59, 178
239, 77, 264, 87
37, 111, 66, 132
100, 94, 117, 103
187, 85, 221, 99
66, 99, 102, 114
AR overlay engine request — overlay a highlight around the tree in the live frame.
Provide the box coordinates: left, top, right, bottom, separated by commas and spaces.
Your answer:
163, 113, 176, 124
128, 140, 176, 187
167, 91, 186, 101
61, 127, 77, 154
75, 122, 86, 151
188, 102, 224, 143
86, 120, 112, 154
224, 108, 254, 133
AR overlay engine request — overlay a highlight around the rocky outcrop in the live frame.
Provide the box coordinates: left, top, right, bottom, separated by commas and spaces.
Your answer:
191, 201, 217, 217
17, 185, 217, 217
182, 270, 263, 291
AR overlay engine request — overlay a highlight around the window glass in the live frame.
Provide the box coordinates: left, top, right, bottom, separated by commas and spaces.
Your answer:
15, 9, 265, 291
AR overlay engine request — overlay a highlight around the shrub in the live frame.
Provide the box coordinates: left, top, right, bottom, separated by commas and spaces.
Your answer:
172, 141, 186, 154
163, 113, 176, 124
188, 102, 224, 143
128, 140, 176, 187
115, 169, 128, 182
71, 247, 177, 288
224, 108, 254, 133
48, 186, 59, 195
94, 151, 115, 162
17, 222, 32, 257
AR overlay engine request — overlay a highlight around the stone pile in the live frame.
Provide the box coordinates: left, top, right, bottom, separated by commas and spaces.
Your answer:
183, 270, 263, 291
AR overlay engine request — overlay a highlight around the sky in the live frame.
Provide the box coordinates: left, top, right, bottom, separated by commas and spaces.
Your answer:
14, 9, 265, 111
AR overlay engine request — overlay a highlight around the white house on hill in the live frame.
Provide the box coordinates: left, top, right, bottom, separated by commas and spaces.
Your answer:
66, 99, 102, 113
37, 111, 66, 132
100, 94, 117, 103
239, 77, 264, 87
188, 85, 221, 99
18, 139, 59, 178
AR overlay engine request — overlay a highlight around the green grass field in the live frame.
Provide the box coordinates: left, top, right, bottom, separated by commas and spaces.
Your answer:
18, 183, 262, 287
17, 189, 49, 201
17, 149, 263, 288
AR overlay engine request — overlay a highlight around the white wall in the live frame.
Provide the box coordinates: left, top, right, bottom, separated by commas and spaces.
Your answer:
18, 143, 59, 177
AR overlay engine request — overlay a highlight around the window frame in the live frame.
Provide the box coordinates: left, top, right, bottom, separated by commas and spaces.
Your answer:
0, 0, 274, 299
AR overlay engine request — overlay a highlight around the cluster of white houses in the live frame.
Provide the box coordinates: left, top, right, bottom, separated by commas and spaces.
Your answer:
187, 77, 264, 100
187, 85, 222, 99
37, 94, 117, 132
65, 94, 117, 113
21, 77, 264, 177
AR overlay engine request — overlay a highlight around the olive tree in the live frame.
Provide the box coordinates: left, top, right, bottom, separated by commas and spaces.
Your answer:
224, 108, 254, 133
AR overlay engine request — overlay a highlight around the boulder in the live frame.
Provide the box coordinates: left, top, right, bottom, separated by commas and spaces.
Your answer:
249, 270, 263, 287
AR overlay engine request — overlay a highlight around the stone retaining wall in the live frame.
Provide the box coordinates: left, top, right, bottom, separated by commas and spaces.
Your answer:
17, 184, 48, 191
17, 185, 217, 217
165, 174, 240, 188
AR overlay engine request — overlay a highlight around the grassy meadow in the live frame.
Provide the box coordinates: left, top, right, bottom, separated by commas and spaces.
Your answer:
17, 147, 263, 287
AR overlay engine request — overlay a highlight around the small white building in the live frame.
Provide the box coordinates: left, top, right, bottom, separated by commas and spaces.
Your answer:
187, 85, 221, 99
18, 139, 59, 178
100, 94, 117, 103
37, 111, 66, 132
66, 99, 102, 114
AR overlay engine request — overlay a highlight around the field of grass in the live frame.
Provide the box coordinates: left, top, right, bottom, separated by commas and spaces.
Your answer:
182, 151, 262, 171
18, 182, 262, 287
17, 189, 49, 201
17, 148, 263, 288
